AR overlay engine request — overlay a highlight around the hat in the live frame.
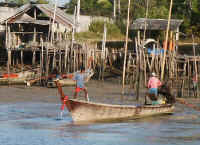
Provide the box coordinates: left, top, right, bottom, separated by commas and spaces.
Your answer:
152, 72, 156, 77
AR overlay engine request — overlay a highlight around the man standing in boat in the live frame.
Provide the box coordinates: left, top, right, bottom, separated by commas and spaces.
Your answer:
73, 66, 89, 101
147, 72, 162, 105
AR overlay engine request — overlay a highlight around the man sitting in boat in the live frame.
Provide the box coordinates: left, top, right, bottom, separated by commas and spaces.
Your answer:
73, 66, 89, 101
147, 72, 163, 105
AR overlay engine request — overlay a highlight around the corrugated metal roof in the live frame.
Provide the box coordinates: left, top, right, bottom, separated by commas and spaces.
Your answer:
1, 3, 74, 28
13, 14, 49, 25
6, 3, 32, 23
35, 4, 74, 27
131, 18, 183, 30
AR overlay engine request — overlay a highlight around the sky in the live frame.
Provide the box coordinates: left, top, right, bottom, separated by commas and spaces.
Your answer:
58, 0, 70, 6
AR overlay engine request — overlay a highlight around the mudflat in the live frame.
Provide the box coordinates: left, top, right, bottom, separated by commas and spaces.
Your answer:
0, 79, 142, 105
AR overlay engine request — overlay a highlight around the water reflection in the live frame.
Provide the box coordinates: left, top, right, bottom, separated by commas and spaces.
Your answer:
0, 102, 200, 145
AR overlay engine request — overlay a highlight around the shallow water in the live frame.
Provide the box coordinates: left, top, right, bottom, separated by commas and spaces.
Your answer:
0, 102, 200, 145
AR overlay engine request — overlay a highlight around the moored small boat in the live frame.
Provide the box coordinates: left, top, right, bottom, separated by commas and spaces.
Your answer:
0, 71, 36, 85
47, 69, 94, 87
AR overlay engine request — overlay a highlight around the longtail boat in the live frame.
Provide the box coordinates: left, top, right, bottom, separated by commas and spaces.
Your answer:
47, 69, 94, 87
55, 81, 174, 123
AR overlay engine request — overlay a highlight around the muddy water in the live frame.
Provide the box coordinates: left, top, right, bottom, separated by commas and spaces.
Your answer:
1, 80, 200, 145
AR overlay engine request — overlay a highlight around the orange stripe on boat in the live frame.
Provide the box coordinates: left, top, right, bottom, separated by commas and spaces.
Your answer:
3, 74, 19, 78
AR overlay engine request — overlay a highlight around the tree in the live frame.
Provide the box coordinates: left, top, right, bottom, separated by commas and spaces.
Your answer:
6, 0, 30, 5
6, 0, 49, 5
64, 0, 200, 38
64, 0, 112, 17
173, 0, 200, 36
35, 0, 49, 4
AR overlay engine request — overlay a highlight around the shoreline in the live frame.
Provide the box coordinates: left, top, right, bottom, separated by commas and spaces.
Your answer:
0, 79, 145, 105
1, 79, 200, 106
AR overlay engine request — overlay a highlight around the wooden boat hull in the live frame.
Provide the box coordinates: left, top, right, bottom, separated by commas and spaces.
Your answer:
66, 99, 174, 123
47, 79, 76, 87
0, 78, 26, 85
0, 71, 35, 85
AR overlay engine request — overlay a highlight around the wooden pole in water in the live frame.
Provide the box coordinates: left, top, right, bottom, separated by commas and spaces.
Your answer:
73, 50, 76, 72
70, 6, 76, 72
40, 38, 44, 84
122, 0, 131, 95
64, 43, 68, 72
161, 0, 173, 81
187, 59, 190, 97
32, 50, 36, 66
45, 45, 49, 82
20, 50, 23, 72
101, 22, 107, 80
192, 34, 198, 96
52, 48, 56, 69
59, 47, 62, 73
7, 24, 12, 72
5, 21, 10, 85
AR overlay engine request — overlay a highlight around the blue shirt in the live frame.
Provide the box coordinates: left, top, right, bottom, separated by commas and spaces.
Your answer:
74, 72, 86, 88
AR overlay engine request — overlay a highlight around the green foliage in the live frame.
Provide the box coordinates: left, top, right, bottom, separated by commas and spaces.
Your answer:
65, 0, 112, 17
6, 0, 30, 5
87, 20, 124, 40
6, 0, 49, 5
35, 0, 49, 4
173, 0, 200, 37
75, 31, 102, 40
97, 0, 112, 9
64, 0, 200, 38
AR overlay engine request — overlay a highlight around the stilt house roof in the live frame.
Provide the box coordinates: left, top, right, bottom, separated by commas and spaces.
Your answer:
1, 3, 75, 28
131, 18, 183, 31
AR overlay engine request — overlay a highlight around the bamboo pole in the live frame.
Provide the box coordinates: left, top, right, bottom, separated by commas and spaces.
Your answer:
32, 50, 36, 66
122, 0, 131, 95
7, 50, 11, 85
113, 0, 116, 19
40, 38, 44, 84
6, 21, 10, 85
20, 50, 23, 72
52, 48, 56, 69
59, 47, 62, 73
136, 47, 141, 101
161, 0, 173, 81
50, 0, 58, 44
64, 43, 68, 71
187, 59, 190, 97
101, 22, 107, 80
45, 45, 49, 83
142, 46, 147, 85
143, 0, 149, 40
118, 0, 121, 15
73, 50, 76, 72
70, 6, 76, 72
192, 34, 198, 97
182, 62, 187, 97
